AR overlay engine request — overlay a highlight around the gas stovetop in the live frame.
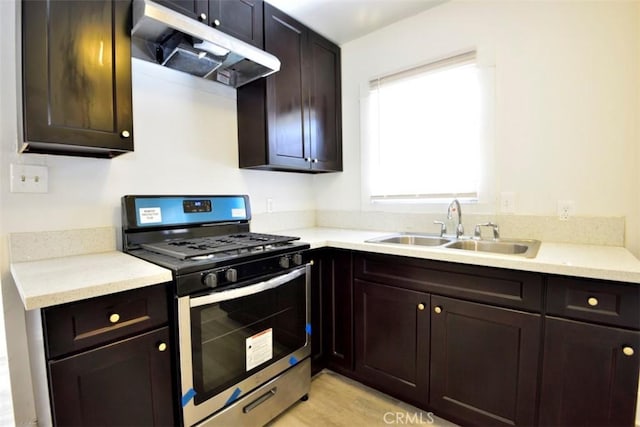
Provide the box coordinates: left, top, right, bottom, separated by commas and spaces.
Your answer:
122, 195, 310, 295
140, 232, 302, 260
122, 195, 310, 276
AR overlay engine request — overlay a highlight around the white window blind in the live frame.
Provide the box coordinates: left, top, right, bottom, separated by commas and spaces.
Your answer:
366, 51, 482, 202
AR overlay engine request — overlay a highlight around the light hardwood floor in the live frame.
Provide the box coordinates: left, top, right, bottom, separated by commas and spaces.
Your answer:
269, 370, 458, 427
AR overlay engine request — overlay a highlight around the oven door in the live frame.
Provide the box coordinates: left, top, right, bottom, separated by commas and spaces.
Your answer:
178, 264, 310, 426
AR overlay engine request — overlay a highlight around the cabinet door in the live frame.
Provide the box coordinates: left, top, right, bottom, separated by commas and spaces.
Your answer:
308, 31, 342, 172
209, 0, 263, 47
307, 249, 353, 375
263, 3, 311, 170
355, 279, 429, 406
22, 0, 133, 158
430, 296, 540, 426
309, 250, 326, 374
154, 0, 207, 20
323, 250, 354, 372
49, 327, 174, 426
539, 317, 640, 426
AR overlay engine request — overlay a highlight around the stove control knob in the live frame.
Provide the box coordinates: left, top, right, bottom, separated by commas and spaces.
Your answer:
293, 253, 303, 266
225, 268, 238, 283
203, 272, 219, 288
279, 256, 290, 269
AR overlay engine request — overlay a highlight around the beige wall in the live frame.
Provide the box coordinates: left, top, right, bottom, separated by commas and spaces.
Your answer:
315, 0, 640, 258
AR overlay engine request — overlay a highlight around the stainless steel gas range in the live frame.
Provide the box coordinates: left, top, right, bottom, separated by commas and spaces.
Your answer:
122, 195, 311, 426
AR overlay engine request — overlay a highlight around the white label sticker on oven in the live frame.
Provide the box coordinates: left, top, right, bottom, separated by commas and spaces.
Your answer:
246, 328, 273, 371
231, 208, 246, 218
139, 207, 162, 224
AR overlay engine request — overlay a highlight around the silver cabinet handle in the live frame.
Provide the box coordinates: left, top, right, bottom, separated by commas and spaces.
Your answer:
212, 19, 221, 27
157, 342, 167, 352
199, 13, 207, 21
434, 306, 442, 314
312, 158, 318, 163
120, 130, 130, 138
587, 297, 598, 307
417, 303, 425, 311
623, 346, 634, 357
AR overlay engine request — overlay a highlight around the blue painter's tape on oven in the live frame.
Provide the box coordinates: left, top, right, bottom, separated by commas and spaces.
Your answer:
289, 356, 298, 365
181, 388, 196, 407
305, 323, 312, 335
226, 387, 242, 406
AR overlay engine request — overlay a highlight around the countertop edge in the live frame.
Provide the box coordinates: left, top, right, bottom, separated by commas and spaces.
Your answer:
11, 252, 173, 311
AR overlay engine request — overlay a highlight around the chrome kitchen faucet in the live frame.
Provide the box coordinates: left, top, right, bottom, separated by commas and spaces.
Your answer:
447, 199, 464, 238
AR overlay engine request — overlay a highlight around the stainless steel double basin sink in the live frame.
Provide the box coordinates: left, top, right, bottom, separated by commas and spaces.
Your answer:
365, 232, 541, 258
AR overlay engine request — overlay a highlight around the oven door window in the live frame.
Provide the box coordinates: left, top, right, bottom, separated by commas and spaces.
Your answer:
190, 274, 306, 404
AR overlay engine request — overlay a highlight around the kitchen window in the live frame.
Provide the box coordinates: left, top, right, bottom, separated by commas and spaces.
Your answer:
362, 50, 492, 205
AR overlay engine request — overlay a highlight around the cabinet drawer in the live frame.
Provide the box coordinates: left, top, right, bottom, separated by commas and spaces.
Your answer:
546, 276, 640, 329
355, 253, 543, 311
44, 284, 169, 359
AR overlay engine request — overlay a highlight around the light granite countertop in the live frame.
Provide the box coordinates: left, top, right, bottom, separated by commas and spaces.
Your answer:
11, 251, 173, 310
279, 227, 640, 284
10, 226, 640, 311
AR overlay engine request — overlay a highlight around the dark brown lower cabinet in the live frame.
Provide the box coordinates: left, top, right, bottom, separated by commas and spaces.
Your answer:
308, 249, 326, 374
430, 296, 541, 426
49, 327, 174, 426
320, 251, 639, 427
354, 279, 429, 406
322, 250, 354, 373
539, 317, 640, 427
307, 249, 353, 375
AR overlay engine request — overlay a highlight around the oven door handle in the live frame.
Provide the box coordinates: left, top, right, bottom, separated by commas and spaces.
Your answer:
190, 265, 307, 308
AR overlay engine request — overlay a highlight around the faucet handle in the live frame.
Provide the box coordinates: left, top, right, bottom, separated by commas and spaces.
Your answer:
433, 221, 446, 237
474, 222, 500, 240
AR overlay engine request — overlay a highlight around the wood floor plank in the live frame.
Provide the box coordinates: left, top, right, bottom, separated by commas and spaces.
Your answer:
268, 370, 459, 427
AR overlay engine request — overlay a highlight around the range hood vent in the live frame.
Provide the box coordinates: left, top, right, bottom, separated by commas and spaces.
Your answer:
131, 0, 280, 88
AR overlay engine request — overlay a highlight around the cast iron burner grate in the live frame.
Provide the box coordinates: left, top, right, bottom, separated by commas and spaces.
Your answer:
140, 232, 299, 260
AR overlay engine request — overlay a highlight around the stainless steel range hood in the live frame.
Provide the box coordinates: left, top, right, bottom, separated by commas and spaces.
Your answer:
131, 0, 280, 88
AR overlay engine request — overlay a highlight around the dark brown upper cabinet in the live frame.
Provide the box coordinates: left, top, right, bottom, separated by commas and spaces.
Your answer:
21, 0, 134, 158
157, 0, 263, 48
307, 31, 343, 171
154, 0, 207, 19
237, 3, 342, 173
209, 0, 263, 47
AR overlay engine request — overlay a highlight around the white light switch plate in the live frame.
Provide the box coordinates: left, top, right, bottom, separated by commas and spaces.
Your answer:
10, 164, 48, 193
500, 192, 516, 213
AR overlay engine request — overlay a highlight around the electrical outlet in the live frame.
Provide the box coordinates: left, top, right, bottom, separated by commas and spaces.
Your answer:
500, 192, 516, 214
10, 164, 48, 193
266, 198, 273, 213
557, 200, 575, 221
